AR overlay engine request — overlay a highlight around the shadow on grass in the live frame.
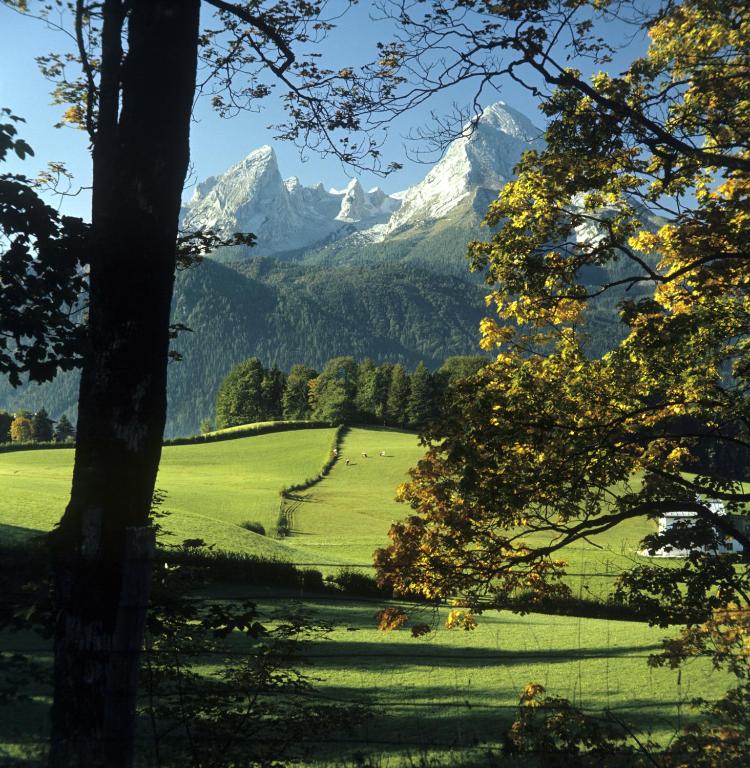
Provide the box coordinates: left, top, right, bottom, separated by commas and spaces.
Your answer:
293, 639, 664, 669
0, 523, 48, 548
0, 628, 52, 765
306, 681, 685, 764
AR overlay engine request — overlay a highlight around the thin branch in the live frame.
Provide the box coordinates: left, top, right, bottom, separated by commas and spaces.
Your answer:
203, 0, 295, 75
518, 41, 750, 174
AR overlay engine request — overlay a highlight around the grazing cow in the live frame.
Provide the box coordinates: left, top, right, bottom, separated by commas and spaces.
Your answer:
345, 459, 350, 466
362, 452, 368, 458
379, 450, 385, 457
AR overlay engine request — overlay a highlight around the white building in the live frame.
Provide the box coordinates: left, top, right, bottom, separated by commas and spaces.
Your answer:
648, 501, 746, 557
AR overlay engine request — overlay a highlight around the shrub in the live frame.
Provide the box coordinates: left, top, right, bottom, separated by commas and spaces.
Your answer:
300, 569, 324, 591
240, 520, 266, 536
275, 514, 291, 538
144, 550, 368, 767
161, 547, 318, 589
507, 590, 645, 621
163, 420, 333, 446
274, 424, 348, 537
329, 568, 392, 598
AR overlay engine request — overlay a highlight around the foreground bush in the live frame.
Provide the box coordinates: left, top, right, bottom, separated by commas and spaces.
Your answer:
141, 558, 369, 767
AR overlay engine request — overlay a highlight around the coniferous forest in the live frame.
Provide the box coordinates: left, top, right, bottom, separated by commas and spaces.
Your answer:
213, 354, 487, 431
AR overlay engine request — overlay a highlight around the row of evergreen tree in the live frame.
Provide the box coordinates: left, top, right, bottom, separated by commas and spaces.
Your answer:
0, 408, 75, 444
212, 355, 488, 431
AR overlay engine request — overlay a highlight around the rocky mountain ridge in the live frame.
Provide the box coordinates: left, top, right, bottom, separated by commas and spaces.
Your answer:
181, 145, 402, 257
181, 102, 543, 258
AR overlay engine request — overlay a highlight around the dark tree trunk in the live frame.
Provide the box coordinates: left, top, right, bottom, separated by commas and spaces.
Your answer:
48, 2, 201, 766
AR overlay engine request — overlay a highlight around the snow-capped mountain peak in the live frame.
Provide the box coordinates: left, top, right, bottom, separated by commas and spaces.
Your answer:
379, 102, 544, 236
181, 101, 542, 257
336, 178, 366, 221
182, 148, 401, 256
474, 101, 541, 141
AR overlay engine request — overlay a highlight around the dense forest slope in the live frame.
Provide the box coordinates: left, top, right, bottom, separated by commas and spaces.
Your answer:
167, 259, 486, 435
0, 258, 486, 436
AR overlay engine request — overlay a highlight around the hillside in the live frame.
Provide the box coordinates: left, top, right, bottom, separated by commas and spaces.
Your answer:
0, 258, 486, 436
0, 427, 336, 560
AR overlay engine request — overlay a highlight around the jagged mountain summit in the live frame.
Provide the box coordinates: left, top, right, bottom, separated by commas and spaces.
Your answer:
181, 145, 400, 257
377, 102, 543, 238
333, 178, 400, 222
181, 102, 543, 258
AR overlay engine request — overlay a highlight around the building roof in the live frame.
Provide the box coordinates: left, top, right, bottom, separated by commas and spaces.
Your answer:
661, 500, 726, 518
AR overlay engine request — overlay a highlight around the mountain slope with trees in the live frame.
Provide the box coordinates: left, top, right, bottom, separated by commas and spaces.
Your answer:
0, 258, 487, 436
168, 259, 488, 434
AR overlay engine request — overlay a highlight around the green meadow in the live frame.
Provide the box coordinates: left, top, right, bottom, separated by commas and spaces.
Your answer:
0, 424, 734, 763
289, 426, 428, 568
0, 424, 655, 583
0, 427, 337, 559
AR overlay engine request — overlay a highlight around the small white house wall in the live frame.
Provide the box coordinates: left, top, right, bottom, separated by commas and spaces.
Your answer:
650, 509, 744, 557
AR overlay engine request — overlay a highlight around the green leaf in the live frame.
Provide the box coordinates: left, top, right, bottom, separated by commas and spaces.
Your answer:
13, 139, 34, 160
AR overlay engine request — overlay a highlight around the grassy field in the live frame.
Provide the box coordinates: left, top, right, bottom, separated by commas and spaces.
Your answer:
0, 427, 336, 560
0, 425, 421, 571
0, 423, 660, 585
289, 426, 427, 567
0, 423, 734, 765
289, 427, 657, 596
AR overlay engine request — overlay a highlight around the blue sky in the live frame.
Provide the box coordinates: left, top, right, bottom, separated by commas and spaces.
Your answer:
0, 3, 645, 219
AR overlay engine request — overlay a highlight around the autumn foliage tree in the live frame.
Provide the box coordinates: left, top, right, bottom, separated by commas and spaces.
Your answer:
378, 0, 750, 614
374, 0, 750, 757
9, 415, 33, 443
0, 1, 394, 766
368, 0, 750, 768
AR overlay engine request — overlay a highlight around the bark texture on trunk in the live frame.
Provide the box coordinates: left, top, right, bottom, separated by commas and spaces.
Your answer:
48, 2, 201, 766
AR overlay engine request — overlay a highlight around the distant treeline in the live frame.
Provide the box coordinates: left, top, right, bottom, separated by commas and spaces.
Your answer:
211, 355, 489, 432
0, 408, 75, 444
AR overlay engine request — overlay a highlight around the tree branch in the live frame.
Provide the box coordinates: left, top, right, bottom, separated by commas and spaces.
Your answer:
203, 0, 295, 75
74, 0, 97, 141
517, 40, 750, 174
